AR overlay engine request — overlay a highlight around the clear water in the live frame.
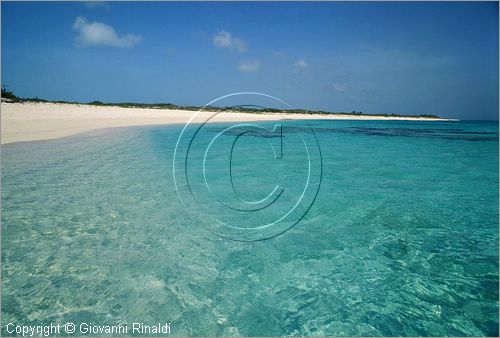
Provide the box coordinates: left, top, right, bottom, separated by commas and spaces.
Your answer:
2, 120, 498, 336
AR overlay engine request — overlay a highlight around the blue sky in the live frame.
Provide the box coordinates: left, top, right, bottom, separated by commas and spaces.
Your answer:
2, 1, 498, 119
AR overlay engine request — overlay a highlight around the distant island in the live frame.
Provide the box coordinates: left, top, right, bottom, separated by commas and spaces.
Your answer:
1, 88, 442, 119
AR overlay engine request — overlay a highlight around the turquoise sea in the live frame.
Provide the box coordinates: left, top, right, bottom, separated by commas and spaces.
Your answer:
2, 120, 498, 336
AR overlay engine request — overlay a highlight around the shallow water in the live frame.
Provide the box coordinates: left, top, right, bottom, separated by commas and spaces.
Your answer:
2, 120, 498, 336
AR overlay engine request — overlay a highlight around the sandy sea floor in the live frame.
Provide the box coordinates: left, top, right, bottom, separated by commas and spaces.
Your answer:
1, 119, 497, 336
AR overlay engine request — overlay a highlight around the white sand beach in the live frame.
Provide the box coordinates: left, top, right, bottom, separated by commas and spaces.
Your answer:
1, 102, 452, 144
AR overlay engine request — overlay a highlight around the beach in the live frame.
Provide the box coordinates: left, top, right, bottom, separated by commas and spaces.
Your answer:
1, 102, 452, 144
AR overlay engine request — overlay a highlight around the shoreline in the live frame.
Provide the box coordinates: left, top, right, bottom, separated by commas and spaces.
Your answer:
1, 102, 456, 144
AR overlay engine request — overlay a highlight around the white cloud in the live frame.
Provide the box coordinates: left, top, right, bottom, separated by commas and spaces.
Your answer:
273, 51, 287, 59
293, 59, 309, 72
333, 83, 346, 92
84, 1, 110, 9
238, 60, 261, 72
72, 16, 142, 48
213, 31, 247, 53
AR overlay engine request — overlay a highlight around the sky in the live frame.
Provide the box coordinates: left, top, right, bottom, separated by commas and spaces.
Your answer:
1, 1, 498, 120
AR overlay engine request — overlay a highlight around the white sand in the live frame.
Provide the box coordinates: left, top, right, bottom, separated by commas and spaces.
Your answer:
1, 102, 452, 144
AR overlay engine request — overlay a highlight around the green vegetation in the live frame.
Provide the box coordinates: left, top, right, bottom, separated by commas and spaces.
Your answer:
88, 101, 180, 110
1, 88, 20, 102
1, 89, 442, 119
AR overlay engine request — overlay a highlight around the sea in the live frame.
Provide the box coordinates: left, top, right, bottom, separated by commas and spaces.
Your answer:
1, 119, 498, 336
